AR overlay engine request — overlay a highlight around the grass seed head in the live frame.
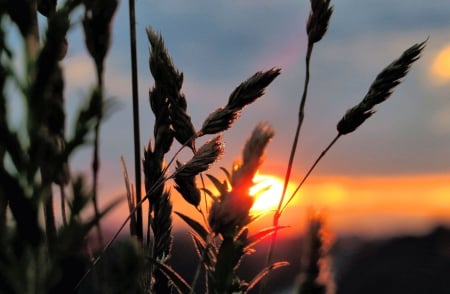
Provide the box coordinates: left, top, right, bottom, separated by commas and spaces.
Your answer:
175, 135, 224, 177
208, 190, 253, 237
82, 0, 118, 71
232, 122, 275, 191
307, 0, 333, 44
209, 123, 274, 236
199, 107, 239, 136
199, 69, 280, 136
174, 161, 201, 207
227, 68, 281, 110
337, 40, 426, 135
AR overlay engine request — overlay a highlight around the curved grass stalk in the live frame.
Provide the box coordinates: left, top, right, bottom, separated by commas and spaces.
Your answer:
261, 43, 314, 289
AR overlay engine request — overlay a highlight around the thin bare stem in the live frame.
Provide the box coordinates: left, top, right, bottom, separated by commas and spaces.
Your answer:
128, 0, 143, 244
261, 43, 314, 291
121, 156, 137, 236
277, 43, 314, 218
282, 133, 341, 214
92, 69, 104, 246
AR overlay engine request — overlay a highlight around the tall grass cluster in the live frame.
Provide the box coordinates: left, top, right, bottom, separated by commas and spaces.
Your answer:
0, 0, 425, 293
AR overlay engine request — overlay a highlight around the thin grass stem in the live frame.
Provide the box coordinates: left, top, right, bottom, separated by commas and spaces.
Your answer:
128, 0, 143, 244
261, 43, 314, 292
92, 69, 104, 246
121, 156, 137, 236
282, 133, 341, 214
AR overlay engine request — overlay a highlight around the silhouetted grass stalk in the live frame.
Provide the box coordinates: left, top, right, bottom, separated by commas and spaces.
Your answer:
128, 0, 144, 244
77, 151, 214, 289
28, 0, 59, 255
283, 133, 341, 213
264, 0, 334, 285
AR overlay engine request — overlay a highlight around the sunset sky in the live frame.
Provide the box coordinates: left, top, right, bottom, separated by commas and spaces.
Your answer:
57, 0, 450, 238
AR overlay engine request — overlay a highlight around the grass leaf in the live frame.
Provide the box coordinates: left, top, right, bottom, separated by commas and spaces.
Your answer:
174, 211, 209, 242
151, 259, 193, 294
246, 261, 289, 292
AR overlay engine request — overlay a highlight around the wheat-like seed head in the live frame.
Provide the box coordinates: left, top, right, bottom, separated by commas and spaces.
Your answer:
83, 0, 118, 71
231, 122, 275, 191
152, 190, 173, 262
173, 161, 201, 207
146, 27, 183, 91
175, 135, 224, 178
199, 69, 280, 136
227, 68, 281, 110
307, 0, 333, 44
199, 107, 239, 136
337, 40, 426, 135
208, 123, 274, 236
147, 27, 196, 149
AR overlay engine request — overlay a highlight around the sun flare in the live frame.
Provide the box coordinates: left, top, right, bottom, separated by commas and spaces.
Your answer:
249, 174, 297, 214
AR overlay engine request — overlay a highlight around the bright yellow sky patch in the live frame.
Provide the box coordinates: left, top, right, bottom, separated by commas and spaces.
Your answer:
249, 174, 298, 214
430, 44, 450, 84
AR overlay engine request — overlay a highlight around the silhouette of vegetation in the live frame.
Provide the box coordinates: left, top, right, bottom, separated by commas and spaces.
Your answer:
0, 0, 426, 293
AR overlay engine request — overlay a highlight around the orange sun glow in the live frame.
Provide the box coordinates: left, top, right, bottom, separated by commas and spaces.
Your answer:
430, 44, 450, 84
249, 174, 297, 213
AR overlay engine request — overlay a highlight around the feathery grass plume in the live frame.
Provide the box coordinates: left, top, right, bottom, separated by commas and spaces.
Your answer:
175, 135, 224, 178
82, 0, 118, 80
199, 69, 281, 136
209, 123, 274, 236
232, 122, 275, 192
147, 27, 196, 149
307, 0, 333, 44
173, 161, 201, 207
297, 214, 334, 294
337, 40, 426, 135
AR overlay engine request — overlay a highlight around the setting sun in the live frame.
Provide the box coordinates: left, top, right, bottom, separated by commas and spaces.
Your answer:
249, 174, 298, 213
430, 44, 450, 84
